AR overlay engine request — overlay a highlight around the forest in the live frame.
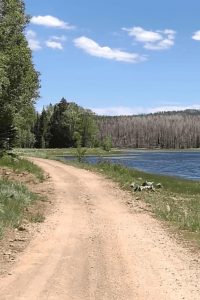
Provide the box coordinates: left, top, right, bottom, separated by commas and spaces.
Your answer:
33, 99, 98, 149
98, 110, 200, 149
0, 0, 200, 151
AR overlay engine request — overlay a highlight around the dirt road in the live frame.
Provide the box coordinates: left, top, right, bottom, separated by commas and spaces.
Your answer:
0, 158, 200, 299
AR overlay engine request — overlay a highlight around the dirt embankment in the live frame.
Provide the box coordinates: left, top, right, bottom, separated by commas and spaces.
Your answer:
0, 158, 200, 299
0, 166, 53, 276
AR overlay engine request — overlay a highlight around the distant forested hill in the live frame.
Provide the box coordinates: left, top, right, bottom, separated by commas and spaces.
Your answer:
97, 110, 200, 149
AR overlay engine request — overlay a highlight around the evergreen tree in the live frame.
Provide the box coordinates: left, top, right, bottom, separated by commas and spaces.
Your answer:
48, 99, 98, 148
80, 110, 98, 147
0, 0, 39, 150
34, 107, 53, 148
49, 98, 71, 148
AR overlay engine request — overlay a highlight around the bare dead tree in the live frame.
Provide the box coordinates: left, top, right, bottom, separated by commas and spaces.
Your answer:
97, 110, 200, 149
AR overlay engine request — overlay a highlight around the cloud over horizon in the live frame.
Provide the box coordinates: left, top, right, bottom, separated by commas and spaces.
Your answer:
92, 104, 200, 116
123, 27, 176, 50
74, 36, 146, 63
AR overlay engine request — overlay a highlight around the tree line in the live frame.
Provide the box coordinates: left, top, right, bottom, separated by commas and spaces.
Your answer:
0, 0, 39, 152
97, 110, 200, 149
34, 98, 98, 149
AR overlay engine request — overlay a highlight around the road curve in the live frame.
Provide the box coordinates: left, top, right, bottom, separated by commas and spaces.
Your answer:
0, 158, 200, 299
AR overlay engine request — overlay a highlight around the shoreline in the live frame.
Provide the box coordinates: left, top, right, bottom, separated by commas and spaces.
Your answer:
56, 157, 200, 246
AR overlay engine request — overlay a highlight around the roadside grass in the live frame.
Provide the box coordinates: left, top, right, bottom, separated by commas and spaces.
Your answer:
57, 158, 200, 236
9, 148, 200, 241
0, 155, 44, 181
13, 147, 121, 159
0, 179, 40, 237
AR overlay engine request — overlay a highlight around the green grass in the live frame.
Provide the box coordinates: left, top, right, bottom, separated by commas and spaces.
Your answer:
57, 158, 200, 236
0, 179, 39, 237
13, 147, 121, 159
9, 148, 200, 241
0, 154, 46, 237
0, 154, 44, 181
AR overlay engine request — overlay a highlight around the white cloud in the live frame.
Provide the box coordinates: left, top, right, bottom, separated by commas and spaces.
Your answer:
26, 30, 67, 51
26, 30, 36, 38
123, 27, 162, 43
45, 35, 67, 50
26, 30, 42, 51
149, 104, 200, 114
74, 36, 146, 63
93, 106, 139, 116
192, 30, 200, 41
92, 104, 200, 116
50, 35, 67, 42
31, 15, 75, 30
123, 27, 176, 51
144, 38, 174, 50
46, 40, 63, 50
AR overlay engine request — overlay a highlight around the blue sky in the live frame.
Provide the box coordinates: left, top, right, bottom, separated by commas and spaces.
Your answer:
25, 0, 200, 115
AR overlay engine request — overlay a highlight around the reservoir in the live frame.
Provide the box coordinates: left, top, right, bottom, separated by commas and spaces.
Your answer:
62, 151, 200, 180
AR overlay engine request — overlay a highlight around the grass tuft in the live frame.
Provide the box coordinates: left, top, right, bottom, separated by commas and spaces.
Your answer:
0, 154, 44, 181
0, 179, 39, 237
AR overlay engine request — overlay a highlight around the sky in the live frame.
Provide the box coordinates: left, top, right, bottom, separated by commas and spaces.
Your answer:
24, 0, 200, 115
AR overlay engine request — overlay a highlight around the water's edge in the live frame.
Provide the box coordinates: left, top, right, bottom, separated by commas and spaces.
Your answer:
59, 151, 200, 181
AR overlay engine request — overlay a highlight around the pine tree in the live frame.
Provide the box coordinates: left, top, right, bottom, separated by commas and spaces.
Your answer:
0, 0, 39, 151
48, 99, 98, 148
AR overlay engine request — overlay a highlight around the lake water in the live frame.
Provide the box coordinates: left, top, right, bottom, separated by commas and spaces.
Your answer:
63, 151, 200, 181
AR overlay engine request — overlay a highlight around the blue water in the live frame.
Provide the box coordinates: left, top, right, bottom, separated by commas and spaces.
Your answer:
62, 151, 200, 181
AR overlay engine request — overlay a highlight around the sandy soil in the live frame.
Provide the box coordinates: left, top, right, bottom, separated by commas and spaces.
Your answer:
0, 158, 200, 300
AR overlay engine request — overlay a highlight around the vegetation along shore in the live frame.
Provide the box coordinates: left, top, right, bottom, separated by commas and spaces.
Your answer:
55, 156, 200, 245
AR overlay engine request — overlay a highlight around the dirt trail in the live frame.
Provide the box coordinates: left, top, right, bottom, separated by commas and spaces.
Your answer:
0, 158, 200, 299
